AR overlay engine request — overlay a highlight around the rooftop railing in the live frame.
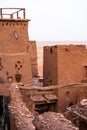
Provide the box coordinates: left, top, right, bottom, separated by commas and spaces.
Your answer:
0, 8, 26, 19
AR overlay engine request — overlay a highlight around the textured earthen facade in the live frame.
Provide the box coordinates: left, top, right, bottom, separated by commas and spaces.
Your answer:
28, 41, 38, 77
0, 8, 38, 95
43, 45, 87, 86
57, 83, 87, 113
9, 83, 79, 130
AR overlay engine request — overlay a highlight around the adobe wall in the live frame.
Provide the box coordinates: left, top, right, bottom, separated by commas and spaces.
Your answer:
0, 19, 29, 53
58, 45, 87, 85
78, 83, 87, 101
57, 84, 79, 113
28, 41, 38, 77
43, 45, 87, 86
57, 83, 87, 113
0, 53, 32, 95
43, 46, 58, 86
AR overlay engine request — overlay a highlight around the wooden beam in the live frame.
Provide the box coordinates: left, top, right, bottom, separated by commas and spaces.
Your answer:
23, 9, 25, 19
11, 9, 22, 15
19, 86, 58, 91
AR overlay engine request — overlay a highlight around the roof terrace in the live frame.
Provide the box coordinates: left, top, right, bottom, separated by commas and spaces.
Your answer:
0, 8, 26, 19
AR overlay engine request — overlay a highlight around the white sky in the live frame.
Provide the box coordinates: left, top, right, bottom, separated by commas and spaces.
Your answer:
1, 0, 87, 41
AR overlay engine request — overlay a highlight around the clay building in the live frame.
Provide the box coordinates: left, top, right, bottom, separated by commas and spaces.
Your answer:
0, 8, 38, 96
0, 8, 86, 130
8, 83, 79, 130
43, 45, 87, 86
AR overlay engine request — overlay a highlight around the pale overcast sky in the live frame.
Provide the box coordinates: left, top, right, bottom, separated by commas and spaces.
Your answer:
1, 0, 87, 41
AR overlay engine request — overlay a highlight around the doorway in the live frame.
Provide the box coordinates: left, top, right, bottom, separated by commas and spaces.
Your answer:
0, 96, 10, 130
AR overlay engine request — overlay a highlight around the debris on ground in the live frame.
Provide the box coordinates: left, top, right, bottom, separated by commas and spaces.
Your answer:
70, 99, 87, 118
33, 112, 79, 130
9, 83, 35, 130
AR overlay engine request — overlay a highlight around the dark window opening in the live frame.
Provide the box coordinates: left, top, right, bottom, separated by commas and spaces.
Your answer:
0, 96, 10, 129
0, 96, 3, 119
35, 102, 57, 114
15, 74, 22, 82
68, 102, 73, 107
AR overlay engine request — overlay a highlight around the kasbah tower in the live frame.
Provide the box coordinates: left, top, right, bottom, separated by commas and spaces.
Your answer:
0, 8, 38, 95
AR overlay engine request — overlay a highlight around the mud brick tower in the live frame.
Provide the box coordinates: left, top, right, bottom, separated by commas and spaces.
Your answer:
0, 8, 37, 95
43, 45, 87, 86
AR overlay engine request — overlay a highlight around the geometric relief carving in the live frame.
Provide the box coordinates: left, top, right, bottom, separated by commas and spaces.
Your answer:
15, 61, 22, 70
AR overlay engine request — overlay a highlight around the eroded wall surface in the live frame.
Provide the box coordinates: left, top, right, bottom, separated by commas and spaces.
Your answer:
43, 45, 87, 86
9, 83, 35, 130
43, 46, 58, 86
0, 19, 29, 53
28, 41, 38, 77
57, 83, 87, 113
0, 17, 38, 95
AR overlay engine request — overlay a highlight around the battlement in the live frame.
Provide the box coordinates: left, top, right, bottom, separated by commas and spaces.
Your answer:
0, 8, 29, 20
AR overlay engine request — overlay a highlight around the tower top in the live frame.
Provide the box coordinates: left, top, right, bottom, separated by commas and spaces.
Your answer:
0, 8, 28, 20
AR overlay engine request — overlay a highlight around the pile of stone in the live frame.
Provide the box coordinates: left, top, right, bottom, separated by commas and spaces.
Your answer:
71, 99, 87, 118
33, 112, 79, 130
9, 83, 35, 130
